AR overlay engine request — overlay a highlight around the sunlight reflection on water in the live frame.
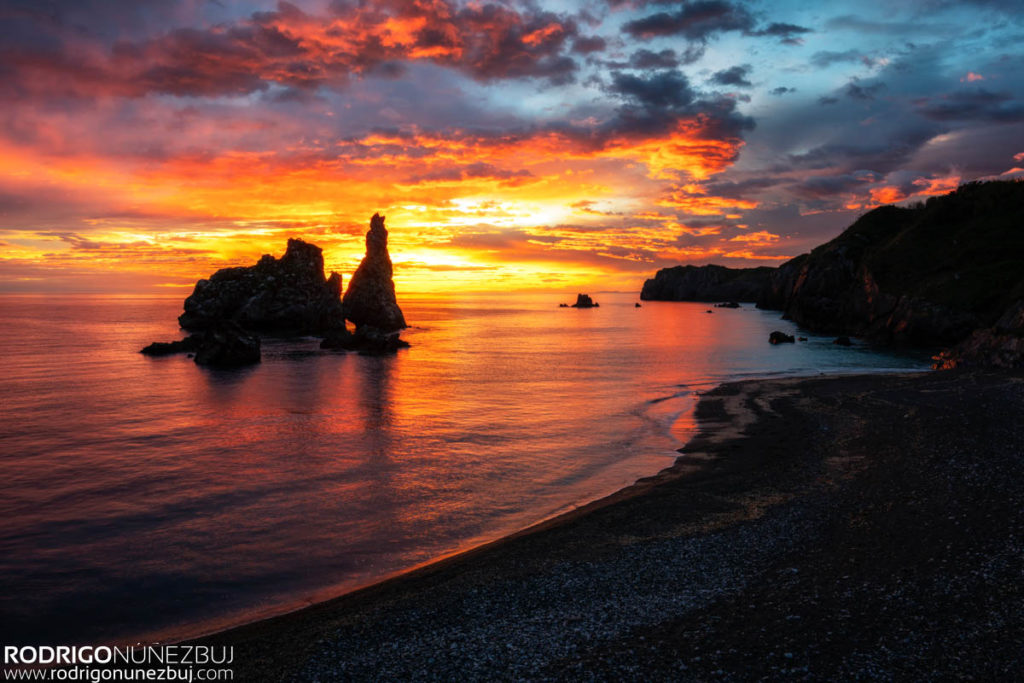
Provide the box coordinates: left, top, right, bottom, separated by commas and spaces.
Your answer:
0, 292, 929, 644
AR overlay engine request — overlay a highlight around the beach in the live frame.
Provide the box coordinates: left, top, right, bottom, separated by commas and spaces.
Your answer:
194, 368, 1024, 680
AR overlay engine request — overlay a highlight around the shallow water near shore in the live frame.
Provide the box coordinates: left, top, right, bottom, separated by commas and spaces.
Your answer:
0, 292, 929, 645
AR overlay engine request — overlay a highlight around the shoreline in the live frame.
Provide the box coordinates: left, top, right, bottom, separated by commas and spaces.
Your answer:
194, 368, 1024, 680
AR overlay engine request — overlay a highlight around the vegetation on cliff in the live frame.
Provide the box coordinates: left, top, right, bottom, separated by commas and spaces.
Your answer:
759, 180, 1024, 345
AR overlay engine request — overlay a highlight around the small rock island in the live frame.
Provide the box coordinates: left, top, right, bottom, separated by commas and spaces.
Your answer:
570, 294, 599, 308
142, 214, 409, 366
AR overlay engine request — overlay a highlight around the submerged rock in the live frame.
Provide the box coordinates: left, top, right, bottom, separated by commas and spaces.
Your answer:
635, 302, 642, 308
833, 336, 853, 346
715, 301, 741, 309
343, 214, 407, 333
769, 331, 796, 345
179, 239, 344, 334
571, 293, 599, 308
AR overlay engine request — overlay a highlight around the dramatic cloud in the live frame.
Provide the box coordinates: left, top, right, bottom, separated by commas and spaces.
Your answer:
1, 0, 1021, 293
622, 1, 754, 40
710, 65, 752, 87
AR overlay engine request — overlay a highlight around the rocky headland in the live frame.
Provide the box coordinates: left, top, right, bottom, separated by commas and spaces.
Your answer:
757, 181, 1024, 346
642, 180, 1024, 367
641, 264, 773, 303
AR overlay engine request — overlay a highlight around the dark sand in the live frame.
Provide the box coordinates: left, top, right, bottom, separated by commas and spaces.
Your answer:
195, 369, 1024, 681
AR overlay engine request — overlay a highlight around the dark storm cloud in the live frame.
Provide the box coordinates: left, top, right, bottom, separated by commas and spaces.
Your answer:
824, 14, 955, 35
572, 35, 607, 54
845, 79, 886, 100
770, 86, 796, 96
599, 68, 754, 143
786, 128, 939, 176
914, 89, 1024, 122
710, 64, 752, 87
748, 22, 813, 44
702, 176, 788, 199
809, 49, 879, 68
621, 2, 809, 47
787, 172, 880, 200
629, 49, 681, 69
608, 70, 696, 109
622, 1, 754, 40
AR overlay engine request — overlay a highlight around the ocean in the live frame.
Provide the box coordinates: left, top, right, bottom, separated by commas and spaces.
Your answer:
0, 292, 930, 645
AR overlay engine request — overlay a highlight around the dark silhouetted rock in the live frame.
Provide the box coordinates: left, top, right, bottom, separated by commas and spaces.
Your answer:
798, 337, 808, 342
834, 336, 852, 346
706, 309, 713, 314
343, 213, 407, 333
641, 264, 774, 302
769, 331, 795, 345
715, 301, 741, 308
757, 181, 1024, 348
141, 336, 201, 356
559, 303, 569, 308
635, 303, 642, 308
321, 325, 409, 355
934, 300, 1024, 369
320, 327, 357, 350
179, 239, 344, 334
571, 294, 599, 308
193, 322, 261, 367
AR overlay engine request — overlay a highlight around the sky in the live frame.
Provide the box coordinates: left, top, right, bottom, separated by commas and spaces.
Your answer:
1, 0, 1022, 294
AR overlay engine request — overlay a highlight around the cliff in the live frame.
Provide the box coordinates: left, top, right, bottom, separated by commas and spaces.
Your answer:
640, 264, 774, 302
758, 180, 1024, 346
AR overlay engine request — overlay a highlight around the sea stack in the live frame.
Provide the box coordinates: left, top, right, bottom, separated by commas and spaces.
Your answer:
571, 294, 599, 308
178, 238, 345, 334
343, 213, 407, 332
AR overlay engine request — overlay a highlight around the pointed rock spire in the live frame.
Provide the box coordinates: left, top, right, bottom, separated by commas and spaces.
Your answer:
343, 213, 407, 332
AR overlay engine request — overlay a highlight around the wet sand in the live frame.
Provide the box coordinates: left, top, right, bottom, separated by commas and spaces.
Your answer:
194, 369, 1024, 680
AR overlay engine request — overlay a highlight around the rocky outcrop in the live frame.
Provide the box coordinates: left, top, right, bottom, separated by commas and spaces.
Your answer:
193, 322, 261, 367
715, 302, 741, 309
769, 331, 795, 345
571, 294, 599, 308
343, 214, 406, 332
140, 336, 200, 356
179, 239, 344, 334
756, 180, 1024, 347
641, 265, 774, 303
140, 322, 260, 367
320, 325, 410, 356
933, 300, 1024, 369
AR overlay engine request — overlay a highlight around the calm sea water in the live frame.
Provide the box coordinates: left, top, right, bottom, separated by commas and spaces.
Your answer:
0, 292, 929, 645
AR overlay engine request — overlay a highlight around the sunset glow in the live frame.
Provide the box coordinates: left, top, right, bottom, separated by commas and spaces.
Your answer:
2, 0, 1022, 293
